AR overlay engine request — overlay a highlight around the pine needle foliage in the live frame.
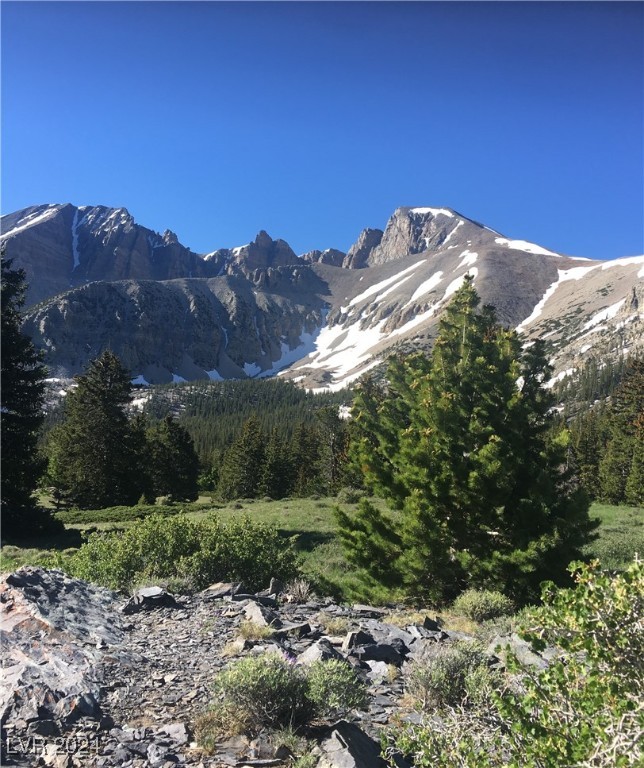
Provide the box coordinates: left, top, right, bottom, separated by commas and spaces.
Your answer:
1, 255, 54, 536
337, 277, 596, 605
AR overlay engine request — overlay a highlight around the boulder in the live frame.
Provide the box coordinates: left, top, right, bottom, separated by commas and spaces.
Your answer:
0, 568, 124, 730
243, 601, 282, 628
314, 720, 389, 767
298, 639, 344, 666
123, 586, 181, 614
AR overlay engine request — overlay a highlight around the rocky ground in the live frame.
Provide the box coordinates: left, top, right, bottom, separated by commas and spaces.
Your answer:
1, 568, 537, 768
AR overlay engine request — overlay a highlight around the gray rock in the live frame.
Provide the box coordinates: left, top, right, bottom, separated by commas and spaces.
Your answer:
354, 643, 402, 665
351, 604, 385, 618
314, 720, 389, 767
123, 587, 181, 614
341, 630, 375, 652
243, 601, 282, 628
298, 639, 344, 666
200, 581, 245, 599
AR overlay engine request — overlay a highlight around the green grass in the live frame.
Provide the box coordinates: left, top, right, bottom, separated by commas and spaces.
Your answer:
2, 500, 641, 600
583, 503, 643, 571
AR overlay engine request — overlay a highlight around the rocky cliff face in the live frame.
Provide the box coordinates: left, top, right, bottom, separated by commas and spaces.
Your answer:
0, 204, 220, 306
3, 203, 642, 390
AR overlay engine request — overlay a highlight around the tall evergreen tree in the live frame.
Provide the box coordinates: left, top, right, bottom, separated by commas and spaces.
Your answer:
597, 357, 644, 504
217, 416, 265, 500
46, 351, 143, 508
290, 422, 323, 496
147, 416, 200, 501
338, 277, 595, 604
258, 428, 294, 499
1, 256, 52, 536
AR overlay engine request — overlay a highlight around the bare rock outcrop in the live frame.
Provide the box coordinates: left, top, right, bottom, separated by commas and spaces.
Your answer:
0, 568, 124, 732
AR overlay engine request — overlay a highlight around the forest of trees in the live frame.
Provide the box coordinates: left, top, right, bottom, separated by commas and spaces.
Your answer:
214, 408, 353, 500
2, 254, 641, 549
567, 358, 643, 505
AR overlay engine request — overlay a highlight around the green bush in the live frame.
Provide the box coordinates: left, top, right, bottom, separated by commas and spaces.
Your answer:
59, 514, 298, 592
198, 654, 367, 744
307, 659, 368, 719
385, 558, 644, 767
451, 589, 514, 622
496, 558, 644, 767
583, 525, 644, 571
336, 487, 365, 505
404, 642, 490, 711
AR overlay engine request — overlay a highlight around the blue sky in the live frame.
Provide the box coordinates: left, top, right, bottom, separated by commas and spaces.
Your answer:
2, 2, 642, 259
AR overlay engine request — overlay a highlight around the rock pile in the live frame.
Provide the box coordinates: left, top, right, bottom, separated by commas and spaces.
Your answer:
1, 568, 541, 767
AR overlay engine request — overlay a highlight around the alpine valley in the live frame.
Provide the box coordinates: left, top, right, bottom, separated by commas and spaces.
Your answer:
1, 203, 642, 391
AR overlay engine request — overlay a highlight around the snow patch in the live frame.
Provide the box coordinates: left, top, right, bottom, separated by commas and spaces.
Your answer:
600, 255, 644, 270
409, 207, 454, 218
243, 362, 262, 378
456, 250, 478, 270
581, 299, 626, 331
71, 209, 81, 270
545, 368, 576, 389
346, 260, 426, 309
441, 220, 464, 246
408, 271, 444, 304
172, 374, 187, 384
130, 375, 149, 386
206, 369, 224, 381
516, 265, 598, 333
495, 238, 560, 258
580, 344, 593, 354
443, 269, 478, 301
1, 206, 59, 240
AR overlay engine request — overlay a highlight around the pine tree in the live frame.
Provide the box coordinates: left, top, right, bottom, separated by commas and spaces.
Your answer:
217, 416, 266, 500
147, 416, 200, 501
258, 428, 294, 499
46, 351, 144, 508
597, 357, 644, 504
1, 255, 53, 536
338, 277, 595, 604
290, 422, 323, 496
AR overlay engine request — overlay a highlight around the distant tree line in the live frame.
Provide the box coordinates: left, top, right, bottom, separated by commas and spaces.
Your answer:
568, 357, 643, 505
141, 378, 349, 464
213, 408, 354, 500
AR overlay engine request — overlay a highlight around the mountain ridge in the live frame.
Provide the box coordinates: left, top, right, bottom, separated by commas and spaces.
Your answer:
2, 203, 642, 391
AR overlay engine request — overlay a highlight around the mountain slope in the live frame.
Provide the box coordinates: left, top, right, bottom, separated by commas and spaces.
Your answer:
3, 204, 642, 389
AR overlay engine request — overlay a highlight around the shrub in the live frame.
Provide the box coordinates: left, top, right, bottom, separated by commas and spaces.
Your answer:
306, 659, 368, 719
451, 589, 514, 622
404, 641, 489, 711
385, 558, 644, 767
198, 654, 367, 744
284, 578, 313, 603
336, 487, 365, 505
238, 620, 276, 641
209, 654, 311, 731
61, 514, 298, 592
496, 558, 644, 767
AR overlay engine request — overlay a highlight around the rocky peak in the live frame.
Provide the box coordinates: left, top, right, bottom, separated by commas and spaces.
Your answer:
162, 229, 179, 245
343, 228, 384, 269
348, 207, 497, 268
301, 248, 346, 267
230, 231, 299, 271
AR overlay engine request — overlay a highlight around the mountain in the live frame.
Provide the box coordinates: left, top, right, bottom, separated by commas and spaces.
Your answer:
2, 203, 642, 390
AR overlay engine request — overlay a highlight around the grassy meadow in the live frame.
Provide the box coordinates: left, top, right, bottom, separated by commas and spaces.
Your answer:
1, 497, 641, 603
